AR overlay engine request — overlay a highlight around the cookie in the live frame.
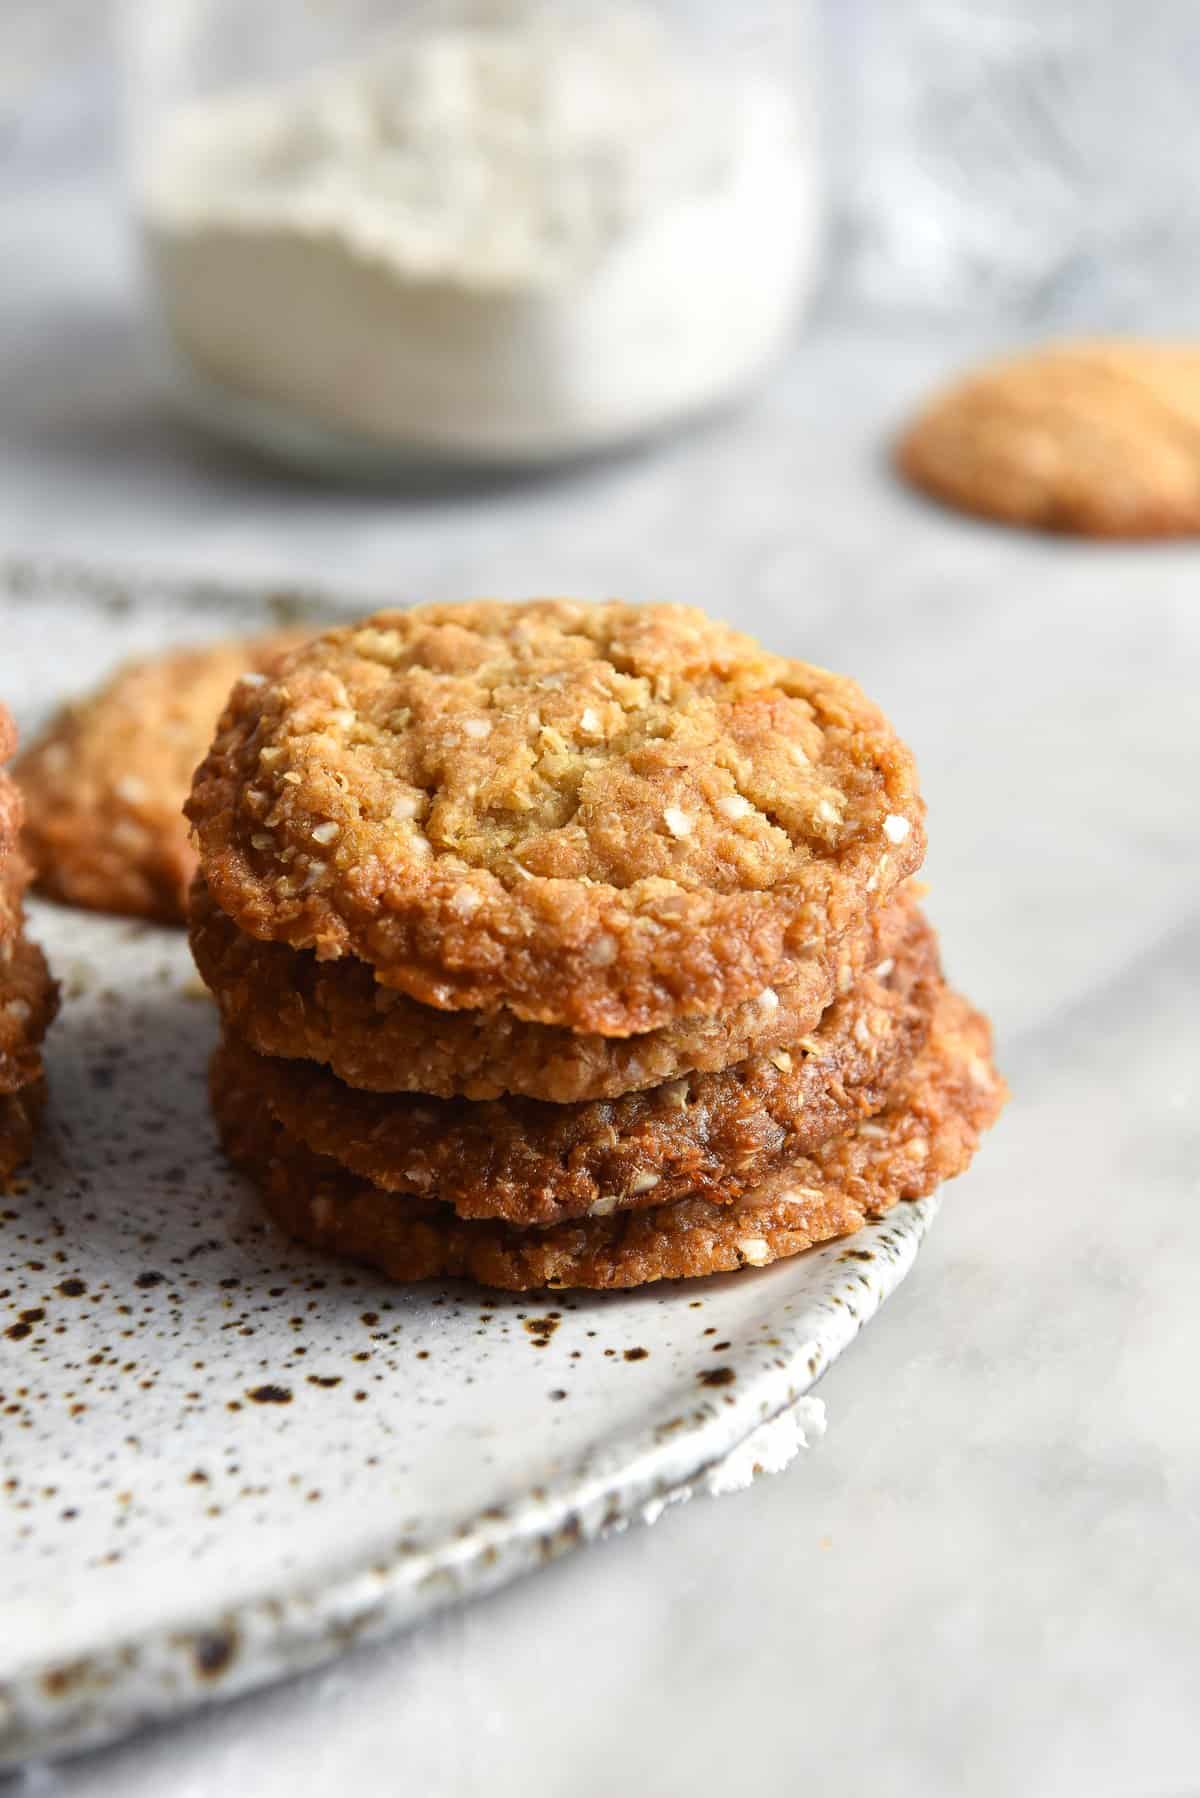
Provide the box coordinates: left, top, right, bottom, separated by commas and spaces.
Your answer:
0, 1080, 46, 1189
0, 768, 23, 868
0, 848, 30, 950
212, 985, 1004, 1291
190, 878, 919, 1103
896, 341, 1200, 537
17, 633, 307, 924
212, 905, 939, 1227
0, 810, 59, 1100
0, 827, 57, 1162
0, 928, 60, 1097
187, 602, 925, 1034
0, 717, 57, 1172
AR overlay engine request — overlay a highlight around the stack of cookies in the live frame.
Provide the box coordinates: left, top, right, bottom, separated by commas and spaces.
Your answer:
187, 601, 1004, 1292
0, 705, 58, 1186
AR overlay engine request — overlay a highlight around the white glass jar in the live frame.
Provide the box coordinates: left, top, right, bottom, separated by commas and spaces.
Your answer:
119, 0, 823, 473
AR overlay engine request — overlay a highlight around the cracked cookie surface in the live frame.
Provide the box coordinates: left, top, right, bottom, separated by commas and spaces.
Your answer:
187, 601, 925, 1034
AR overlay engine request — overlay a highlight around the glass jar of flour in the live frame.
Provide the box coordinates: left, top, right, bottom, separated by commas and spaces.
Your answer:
120, 0, 823, 473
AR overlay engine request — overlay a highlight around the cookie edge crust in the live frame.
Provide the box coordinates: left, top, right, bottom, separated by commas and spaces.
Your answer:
189, 877, 922, 1103
209, 910, 940, 1226
211, 986, 1005, 1291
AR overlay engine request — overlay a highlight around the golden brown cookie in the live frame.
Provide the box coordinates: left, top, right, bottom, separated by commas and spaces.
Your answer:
17, 633, 307, 924
0, 706, 16, 770
212, 985, 1004, 1291
896, 341, 1200, 537
0, 846, 29, 950
187, 602, 925, 1034
0, 1079, 46, 1188
0, 767, 23, 868
0, 742, 58, 1157
0, 717, 57, 1170
0, 930, 58, 1097
212, 907, 939, 1227
190, 879, 920, 1103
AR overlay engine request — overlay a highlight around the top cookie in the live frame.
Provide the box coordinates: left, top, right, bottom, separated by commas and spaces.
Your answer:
17, 634, 304, 923
896, 341, 1200, 537
187, 601, 925, 1034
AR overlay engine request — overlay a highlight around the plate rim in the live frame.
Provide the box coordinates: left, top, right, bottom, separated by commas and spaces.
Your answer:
0, 1197, 939, 1767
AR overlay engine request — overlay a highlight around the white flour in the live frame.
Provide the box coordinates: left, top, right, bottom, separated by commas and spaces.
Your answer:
141, 11, 818, 463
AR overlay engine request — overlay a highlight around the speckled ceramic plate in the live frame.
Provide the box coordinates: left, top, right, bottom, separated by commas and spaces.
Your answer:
0, 563, 942, 1767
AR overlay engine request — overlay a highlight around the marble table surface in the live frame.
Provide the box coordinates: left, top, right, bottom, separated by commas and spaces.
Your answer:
1, 171, 1198, 1798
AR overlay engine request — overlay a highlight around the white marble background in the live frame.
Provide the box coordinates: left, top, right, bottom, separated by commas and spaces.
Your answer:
2, 12, 1199, 1798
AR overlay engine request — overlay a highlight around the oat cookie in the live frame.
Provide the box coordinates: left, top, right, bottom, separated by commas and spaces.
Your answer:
188, 602, 925, 1034
0, 706, 16, 769
0, 768, 23, 867
0, 717, 58, 1173
0, 933, 58, 1097
0, 1079, 46, 1188
213, 986, 1003, 1291
0, 850, 30, 950
18, 633, 306, 923
213, 907, 939, 1227
191, 879, 919, 1103
896, 341, 1200, 537
0, 808, 59, 1100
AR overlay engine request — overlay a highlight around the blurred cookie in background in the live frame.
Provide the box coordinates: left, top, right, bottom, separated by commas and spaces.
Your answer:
895, 341, 1200, 537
